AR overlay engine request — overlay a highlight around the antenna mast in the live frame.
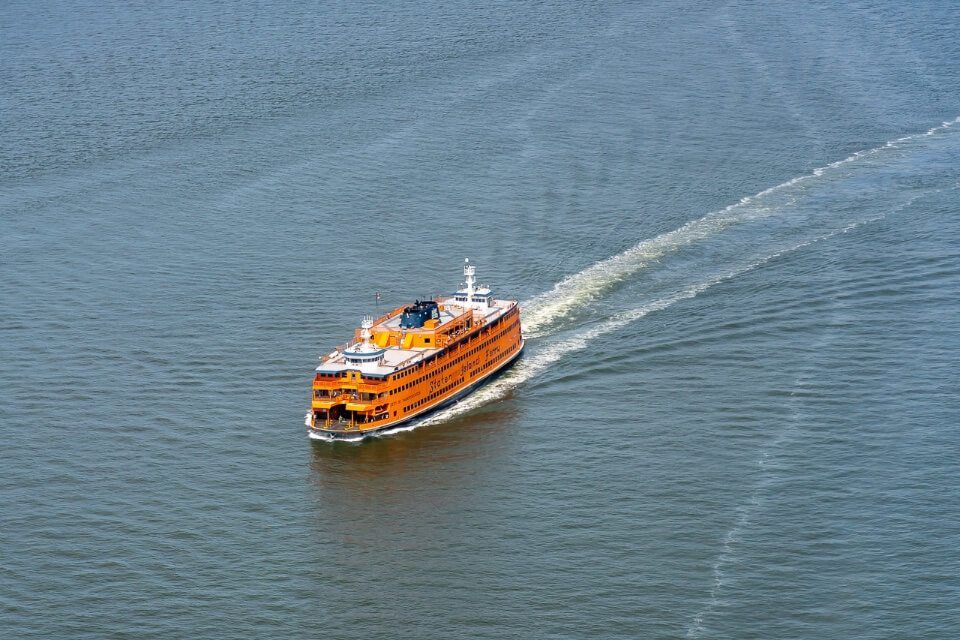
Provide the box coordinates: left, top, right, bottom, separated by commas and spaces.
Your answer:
463, 257, 476, 302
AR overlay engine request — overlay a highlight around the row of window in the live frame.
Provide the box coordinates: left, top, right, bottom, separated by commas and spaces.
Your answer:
404, 377, 466, 413
391, 313, 519, 397
314, 390, 385, 400
399, 329, 519, 416
315, 371, 385, 382
399, 316, 520, 410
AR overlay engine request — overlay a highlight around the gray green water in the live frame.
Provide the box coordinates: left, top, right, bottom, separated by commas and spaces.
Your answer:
3, 1, 960, 638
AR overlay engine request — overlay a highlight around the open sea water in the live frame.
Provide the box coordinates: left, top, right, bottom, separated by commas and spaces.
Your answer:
3, 1, 960, 638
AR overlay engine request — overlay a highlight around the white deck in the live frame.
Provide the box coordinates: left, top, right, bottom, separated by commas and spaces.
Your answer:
315, 296, 514, 377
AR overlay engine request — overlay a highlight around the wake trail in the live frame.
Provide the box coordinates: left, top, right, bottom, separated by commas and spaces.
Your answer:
413, 218, 876, 430
337, 117, 959, 440
520, 116, 960, 337
409, 118, 960, 431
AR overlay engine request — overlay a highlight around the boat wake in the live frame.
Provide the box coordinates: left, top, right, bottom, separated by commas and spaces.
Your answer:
521, 116, 960, 337
317, 116, 959, 440
419, 217, 881, 429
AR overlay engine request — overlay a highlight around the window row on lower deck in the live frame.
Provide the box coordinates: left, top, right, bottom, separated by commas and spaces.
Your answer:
403, 376, 466, 413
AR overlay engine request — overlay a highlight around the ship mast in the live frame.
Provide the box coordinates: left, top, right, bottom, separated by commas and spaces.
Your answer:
359, 316, 374, 350
464, 257, 476, 302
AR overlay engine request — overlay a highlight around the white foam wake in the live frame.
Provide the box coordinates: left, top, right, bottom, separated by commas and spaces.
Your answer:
317, 117, 958, 441
520, 116, 960, 337
416, 218, 876, 429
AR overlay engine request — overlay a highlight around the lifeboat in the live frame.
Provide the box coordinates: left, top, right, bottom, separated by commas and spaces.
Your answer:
306, 259, 524, 439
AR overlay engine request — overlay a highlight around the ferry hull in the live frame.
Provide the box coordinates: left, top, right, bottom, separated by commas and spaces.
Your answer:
308, 342, 524, 441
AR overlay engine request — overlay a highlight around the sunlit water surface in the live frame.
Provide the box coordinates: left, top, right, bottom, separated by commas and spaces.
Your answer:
3, 1, 960, 638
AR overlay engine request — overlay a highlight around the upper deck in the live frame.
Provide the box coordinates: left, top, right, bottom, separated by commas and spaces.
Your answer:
315, 259, 516, 380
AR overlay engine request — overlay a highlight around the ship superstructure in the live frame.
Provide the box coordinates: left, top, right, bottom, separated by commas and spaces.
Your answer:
307, 259, 524, 439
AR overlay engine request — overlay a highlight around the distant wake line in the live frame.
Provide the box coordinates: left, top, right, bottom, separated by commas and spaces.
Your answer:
683, 296, 841, 639
366, 117, 960, 438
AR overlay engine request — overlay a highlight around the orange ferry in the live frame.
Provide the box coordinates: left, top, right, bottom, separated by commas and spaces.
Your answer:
306, 259, 524, 439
